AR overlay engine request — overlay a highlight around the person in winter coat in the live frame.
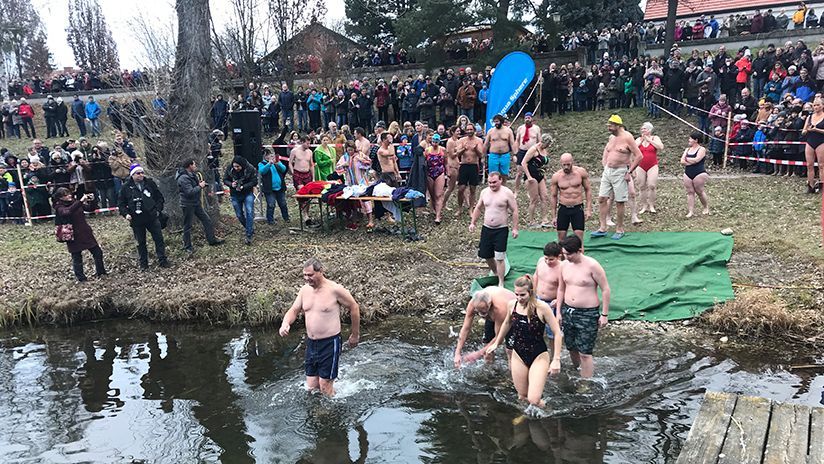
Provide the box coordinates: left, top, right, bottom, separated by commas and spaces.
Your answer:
90, 143, 115, 208
108, 145, 131, 198
18, 98, 36, 138
709, 94, 732, 130
85, 96, 102, 136
53, 187, 106, 281
43, 95, 58, 138
258, 149, 289, 225
223, 156, 258, 244
55, 97, 70, 137
177, 158, 224, 253
118, 165, 169, 270
71, 95, 87, 137
417, 90, 436, 128
456, 80, 477, 121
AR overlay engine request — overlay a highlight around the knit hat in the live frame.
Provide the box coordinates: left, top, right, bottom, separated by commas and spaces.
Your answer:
129, 164, 144, 176
608, 114, 624, 126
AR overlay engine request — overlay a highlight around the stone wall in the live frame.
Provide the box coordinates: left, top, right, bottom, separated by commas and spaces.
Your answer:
641, 27, 824, 57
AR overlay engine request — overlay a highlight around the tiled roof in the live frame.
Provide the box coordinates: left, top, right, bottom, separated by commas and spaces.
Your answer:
644, 0, 804, 21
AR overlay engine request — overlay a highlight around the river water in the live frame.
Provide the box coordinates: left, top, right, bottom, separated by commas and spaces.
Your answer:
1, 317, 822, 463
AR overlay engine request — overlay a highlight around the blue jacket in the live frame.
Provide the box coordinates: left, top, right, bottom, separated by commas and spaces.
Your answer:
478, 88, 489, 104
763, 80, 781, 103
258, 160, 286, 192
752, 129, 767, 152
307, 93, 322, 111
793, 80, 816, 102
85, 101, 101, 119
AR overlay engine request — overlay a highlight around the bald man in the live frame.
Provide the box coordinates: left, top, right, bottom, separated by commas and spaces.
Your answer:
549, 153, 592, 242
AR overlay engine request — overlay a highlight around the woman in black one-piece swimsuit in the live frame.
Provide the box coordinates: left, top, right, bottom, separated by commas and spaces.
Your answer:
680, 131, 710, 218
485, 275, 563, 408
802, 98, 824, 193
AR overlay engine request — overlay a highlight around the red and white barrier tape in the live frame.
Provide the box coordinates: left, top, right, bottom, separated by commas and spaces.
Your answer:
652, 91, 804, 132
726, 154, 815, 167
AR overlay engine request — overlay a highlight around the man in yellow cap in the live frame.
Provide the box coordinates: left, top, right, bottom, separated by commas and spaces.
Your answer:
591, 115, 643, 240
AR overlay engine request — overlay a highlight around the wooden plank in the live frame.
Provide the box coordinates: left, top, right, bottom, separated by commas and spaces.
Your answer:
675, 391, 738, 464
718, 395, 772, 464
763, 402, 810, 464
810, 407, 824, 464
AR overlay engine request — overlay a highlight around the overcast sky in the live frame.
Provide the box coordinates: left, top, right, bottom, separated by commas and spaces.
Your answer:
41, 0, 643, 70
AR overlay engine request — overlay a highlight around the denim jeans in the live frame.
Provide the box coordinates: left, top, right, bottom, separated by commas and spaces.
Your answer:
459, 108, 474, 121
297, 109, 308, 131
74, 116, 87, 136
264, 190, 289, 224
231, 193, 255, 237
282, 110, 294, 128
336, 114, 346, 127
113, 177, 124, 199
89, 118, 101, 136
753, 77, 766, 101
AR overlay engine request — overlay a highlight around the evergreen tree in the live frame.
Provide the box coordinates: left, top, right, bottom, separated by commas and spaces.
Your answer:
344, 0, 416, 46
23, 30, 54, 77
0, 0, 40, 78
66, 0, 120, 72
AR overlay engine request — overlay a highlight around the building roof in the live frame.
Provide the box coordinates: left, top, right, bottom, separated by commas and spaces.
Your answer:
261, 22, 365, 61
644, 0, 803, 21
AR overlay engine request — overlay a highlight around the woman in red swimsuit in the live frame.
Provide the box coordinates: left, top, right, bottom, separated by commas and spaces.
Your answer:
634, 122, 664, 214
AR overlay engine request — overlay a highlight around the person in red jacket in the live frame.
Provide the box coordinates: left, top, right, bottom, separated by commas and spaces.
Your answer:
375, 79, 390, 124
17, 98, 36, 138
735, 53, 753, 95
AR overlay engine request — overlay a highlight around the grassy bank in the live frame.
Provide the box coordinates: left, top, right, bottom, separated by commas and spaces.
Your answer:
0, 108, 822, 341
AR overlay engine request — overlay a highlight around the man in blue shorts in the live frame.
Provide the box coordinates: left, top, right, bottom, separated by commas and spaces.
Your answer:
533, 241, 564, 345
484, 114, 516, 184
279, 258, 361, 396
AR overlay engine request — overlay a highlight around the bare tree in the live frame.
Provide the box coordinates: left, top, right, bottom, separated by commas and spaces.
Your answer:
142, 0, 215, 221
268, 0, 327, 86
0, 0, 40, 78
66, 0, 121, 72
211, 0, 273, 80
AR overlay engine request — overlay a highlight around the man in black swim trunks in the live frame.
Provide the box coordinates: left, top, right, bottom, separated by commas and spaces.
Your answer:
456, 124, 485, 216
453, 286, 516, 368
469, 172, 519, 287
279, 258, 361, 396
550, 153, 592, 243
557, 236, 610, 378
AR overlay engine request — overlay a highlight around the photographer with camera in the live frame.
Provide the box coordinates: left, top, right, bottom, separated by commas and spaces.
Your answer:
67, 150, 93, 202
117, 165, 170, 270
54, 187, 107, 282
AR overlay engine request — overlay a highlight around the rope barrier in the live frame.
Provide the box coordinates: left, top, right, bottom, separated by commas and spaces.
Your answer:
725, 154, 813, 167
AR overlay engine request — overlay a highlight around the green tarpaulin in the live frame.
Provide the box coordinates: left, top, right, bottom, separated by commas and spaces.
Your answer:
469, 231, 734, 321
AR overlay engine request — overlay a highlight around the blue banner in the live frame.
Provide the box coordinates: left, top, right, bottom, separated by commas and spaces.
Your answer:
485, 51, 536, 130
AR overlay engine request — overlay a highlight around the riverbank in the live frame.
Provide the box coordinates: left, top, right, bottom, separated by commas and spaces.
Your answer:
0, 109, 822, 343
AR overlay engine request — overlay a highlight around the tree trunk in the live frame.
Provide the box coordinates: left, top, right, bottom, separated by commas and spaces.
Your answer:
147, 0, 216, 225
663, 0, 678, 55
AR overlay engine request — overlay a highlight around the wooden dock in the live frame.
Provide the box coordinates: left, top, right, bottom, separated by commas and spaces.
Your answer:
676, 391, 824, 464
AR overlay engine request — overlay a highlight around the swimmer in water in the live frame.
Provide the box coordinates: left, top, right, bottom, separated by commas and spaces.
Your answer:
486, 275, 562, 407
279, 258, 361, 397
453, 286, 516, 368
533, 241, 565, 355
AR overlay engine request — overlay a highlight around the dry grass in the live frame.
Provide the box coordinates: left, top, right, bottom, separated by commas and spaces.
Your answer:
702, 288, 823, 343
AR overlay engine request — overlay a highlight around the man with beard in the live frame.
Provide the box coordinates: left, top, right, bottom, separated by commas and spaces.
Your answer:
484, 114, 516, 184
591, 115, 643, 240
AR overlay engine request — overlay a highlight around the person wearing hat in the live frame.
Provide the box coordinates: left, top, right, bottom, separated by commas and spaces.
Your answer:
117, 165, 170, 270
43, 95, 58, 139
54, 97, 70, 137
591, 115, 643, 240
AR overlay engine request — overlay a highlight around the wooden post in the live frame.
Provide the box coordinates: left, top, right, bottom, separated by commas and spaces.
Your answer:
15, 163, 32, 226
722, 111, 732, 169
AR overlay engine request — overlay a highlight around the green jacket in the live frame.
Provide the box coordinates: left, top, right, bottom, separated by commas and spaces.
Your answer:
313, 145, 336, 181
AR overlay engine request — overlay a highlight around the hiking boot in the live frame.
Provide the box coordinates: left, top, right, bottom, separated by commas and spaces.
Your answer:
159, 261, 172, 269
245, 236, 252, 246
208, 239, 225, 246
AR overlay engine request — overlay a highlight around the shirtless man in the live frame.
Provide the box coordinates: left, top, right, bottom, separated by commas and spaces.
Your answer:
484, 114, 516, 184
556, 235, 610, 378
591, 115, 643, 240
443, 126, 462, 210
289, 135, 314, 188
549, 153, 592, 242
469, 172, 519, 287
456, 124, 485, 215
514, 112, 541, 195
376, 132, 399, 179
453, 285, 517, 368
279, 258, 361, 396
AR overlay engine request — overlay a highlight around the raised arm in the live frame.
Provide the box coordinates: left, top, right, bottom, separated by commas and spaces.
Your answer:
650, 135, 664, 151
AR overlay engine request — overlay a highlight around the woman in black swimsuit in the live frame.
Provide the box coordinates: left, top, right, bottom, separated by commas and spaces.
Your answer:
486, 275, 562, 408
520, 134, 552, 228
802, 97, 824, 193
680, 131, 710, 218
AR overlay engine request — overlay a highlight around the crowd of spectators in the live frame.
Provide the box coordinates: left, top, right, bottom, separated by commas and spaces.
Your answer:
6, 69, 152, 99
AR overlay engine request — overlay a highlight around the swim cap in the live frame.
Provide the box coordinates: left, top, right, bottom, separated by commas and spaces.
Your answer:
432, 134, 441, 143
608, 114, 624, 126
